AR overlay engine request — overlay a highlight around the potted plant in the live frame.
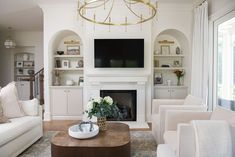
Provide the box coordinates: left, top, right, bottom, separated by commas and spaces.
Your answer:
86, 96, 122, 131
173, 69, 185, 86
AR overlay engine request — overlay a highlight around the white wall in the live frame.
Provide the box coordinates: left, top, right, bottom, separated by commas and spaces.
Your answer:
0, 31, 43, 87
39, 1, 194, 121
208, 0, 235, 17
152, 2, 194, 94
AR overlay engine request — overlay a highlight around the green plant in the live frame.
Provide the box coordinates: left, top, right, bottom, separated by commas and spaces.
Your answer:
86, 96, 122, 119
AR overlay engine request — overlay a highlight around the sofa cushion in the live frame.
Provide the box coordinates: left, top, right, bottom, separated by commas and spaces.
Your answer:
210, 106, 235, 125
0, 82, 24, 118
183, 95, 203, 106
0, 116, 41, 146
163, 131, 177, 152
20, 99, 39, 116
0, 101, 10, 124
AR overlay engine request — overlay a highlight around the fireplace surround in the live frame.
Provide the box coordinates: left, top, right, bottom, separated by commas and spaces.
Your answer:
100, 90, 137, 121
87, 76, 147, 124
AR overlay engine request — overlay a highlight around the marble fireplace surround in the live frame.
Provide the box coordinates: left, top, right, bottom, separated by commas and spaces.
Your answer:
87, 76, 148, 128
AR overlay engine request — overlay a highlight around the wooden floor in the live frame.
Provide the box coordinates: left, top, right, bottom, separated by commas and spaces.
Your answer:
43, 120, 151, 132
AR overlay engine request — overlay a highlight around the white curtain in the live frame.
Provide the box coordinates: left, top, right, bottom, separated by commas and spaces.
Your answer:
191, 1, 209, 104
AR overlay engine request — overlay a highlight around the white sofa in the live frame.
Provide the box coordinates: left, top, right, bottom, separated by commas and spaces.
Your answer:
0, 98, 43, 157
152, 95, 206, 144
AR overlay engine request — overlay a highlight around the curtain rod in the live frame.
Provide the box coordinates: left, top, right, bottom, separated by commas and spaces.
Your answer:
198, 0, 207, 6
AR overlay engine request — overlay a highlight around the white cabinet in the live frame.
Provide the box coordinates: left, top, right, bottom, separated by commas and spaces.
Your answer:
154, 86, 188, 99
16, 81, 30, 100
51, 87, 83, 119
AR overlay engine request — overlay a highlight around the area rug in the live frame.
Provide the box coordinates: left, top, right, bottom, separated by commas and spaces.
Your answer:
19, 131, 157, 157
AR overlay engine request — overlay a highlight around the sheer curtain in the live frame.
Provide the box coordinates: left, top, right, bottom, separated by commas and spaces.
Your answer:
191, 1, 209, 104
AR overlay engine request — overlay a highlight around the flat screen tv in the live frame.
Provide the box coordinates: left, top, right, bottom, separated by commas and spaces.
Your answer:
94, 39, 144, 68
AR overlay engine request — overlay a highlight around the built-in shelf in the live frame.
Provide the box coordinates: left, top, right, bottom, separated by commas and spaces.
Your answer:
54, 68, 84, 71
154, 54, 185, 57
15, 66, 34, 69
154, 67, 186, 70
50, 86, 83, 89
54, 55, 83, 58
15, 75, 31, 77
154, 85, 188, 88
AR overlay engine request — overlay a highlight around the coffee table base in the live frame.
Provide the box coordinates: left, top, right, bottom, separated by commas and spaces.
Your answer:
51, 143, 130, 157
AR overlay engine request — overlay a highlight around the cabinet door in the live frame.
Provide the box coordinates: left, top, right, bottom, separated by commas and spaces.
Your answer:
154, 88, 171, 99
171, 88, 188, 99
67, 89, 83, 116
16, 81, 30, 100
51, 89, 67, 116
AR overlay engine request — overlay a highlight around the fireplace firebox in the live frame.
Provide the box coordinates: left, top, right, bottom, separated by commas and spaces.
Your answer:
100, 90, 137, 121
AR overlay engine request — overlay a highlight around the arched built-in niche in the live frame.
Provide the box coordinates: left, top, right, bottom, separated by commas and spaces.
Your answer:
153, 29, 190, 99
48, 30, 84, 86
47, 29, 84, 120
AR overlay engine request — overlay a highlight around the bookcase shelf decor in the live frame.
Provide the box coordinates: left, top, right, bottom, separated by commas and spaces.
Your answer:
52, 33, 84, 87
153, 29, 190, 99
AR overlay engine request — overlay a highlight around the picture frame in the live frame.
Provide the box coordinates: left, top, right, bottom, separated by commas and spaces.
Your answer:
62, 60, 69, 68
161, 45, 170, 55
154, 73, 163, 84
67, 45, 80, 55
16, 69, 24, 75
173, 60, 181, 67
16, 61, 23, 67
23, 61, 34, 67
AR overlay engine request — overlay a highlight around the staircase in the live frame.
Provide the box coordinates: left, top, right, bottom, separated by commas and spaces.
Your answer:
29, 68, 44, 105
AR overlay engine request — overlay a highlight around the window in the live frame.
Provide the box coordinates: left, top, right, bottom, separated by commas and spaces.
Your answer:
214, 12, 235, 111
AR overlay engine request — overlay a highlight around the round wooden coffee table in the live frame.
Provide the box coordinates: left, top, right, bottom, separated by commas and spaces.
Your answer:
51, 122, 130, 157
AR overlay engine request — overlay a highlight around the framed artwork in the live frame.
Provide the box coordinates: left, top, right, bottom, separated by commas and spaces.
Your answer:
154, 73, 163, 84
67, 45, 80, 55
173, 60, 181, 67
16, 69, 24, 75
16, 61, 23, 67
161, 45, 170, 55
23, 61, 34, 67
62, 60, 69, 68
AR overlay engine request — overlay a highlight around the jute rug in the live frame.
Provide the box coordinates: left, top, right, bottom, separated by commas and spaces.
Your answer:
19, 131, 157, 157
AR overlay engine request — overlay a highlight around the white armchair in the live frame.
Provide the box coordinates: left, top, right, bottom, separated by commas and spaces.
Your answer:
157, 121, 235, 157
152, 95, 206, 144
161, 107, 235, 157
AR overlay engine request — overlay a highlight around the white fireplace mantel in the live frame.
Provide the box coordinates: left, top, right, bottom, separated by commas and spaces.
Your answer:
88, 76, 148, 85
86, 76, 148, 125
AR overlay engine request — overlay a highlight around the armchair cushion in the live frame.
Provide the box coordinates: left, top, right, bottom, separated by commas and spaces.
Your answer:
20, 98, 39, 116
157, 144, 176, 157
0, 82, 24, 118
163, 131, 177, 152
192, 120, 232, 157
210, 106, 235, 125
183, 94, 203, 106
165, 110, 211, 131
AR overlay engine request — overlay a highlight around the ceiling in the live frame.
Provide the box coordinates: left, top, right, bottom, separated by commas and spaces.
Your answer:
0, 0, 195, 31
0, 0, 43, 31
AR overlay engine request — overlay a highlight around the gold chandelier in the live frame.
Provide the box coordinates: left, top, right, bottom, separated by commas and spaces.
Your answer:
77, 0, 158, 26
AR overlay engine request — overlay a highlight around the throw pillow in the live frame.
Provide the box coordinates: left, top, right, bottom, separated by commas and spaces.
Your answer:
210, 106, 235, 125
183, 95, 203, 106
0, 101, 10, 123
0, 82, 24, 118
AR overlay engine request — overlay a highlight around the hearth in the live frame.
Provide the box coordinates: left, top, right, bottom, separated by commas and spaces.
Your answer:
100, 90, 137, 121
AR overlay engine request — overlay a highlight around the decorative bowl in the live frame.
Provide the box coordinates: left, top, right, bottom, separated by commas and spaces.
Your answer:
68, 123, 99, 139
57, 51, 64, 55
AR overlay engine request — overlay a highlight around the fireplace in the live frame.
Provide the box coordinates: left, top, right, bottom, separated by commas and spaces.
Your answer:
100, 90, 137, 121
